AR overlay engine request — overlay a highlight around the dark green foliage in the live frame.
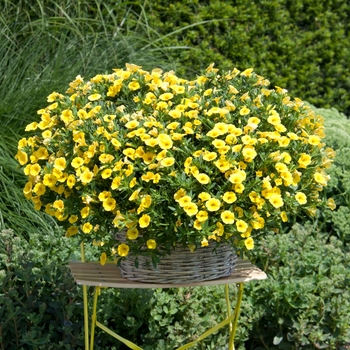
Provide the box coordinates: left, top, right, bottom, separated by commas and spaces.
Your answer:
143, 284, 260, 349
245, 223, 350, 349
309, 106, 350, 246
0, 228, 153, 349
124, 0, 350, 114
0, 228, 84, 349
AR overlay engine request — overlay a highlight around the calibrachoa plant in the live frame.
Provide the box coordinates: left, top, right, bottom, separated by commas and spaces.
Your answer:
15, 63, 335, 265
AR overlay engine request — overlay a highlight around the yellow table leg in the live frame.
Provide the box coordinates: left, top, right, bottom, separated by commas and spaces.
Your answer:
81, 242, 89, 350
228, 282, 244, 350
90, 287, 100, 350
225, 284, 232, 332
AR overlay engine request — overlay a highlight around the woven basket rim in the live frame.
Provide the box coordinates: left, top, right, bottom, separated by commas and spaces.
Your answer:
119, 242, 237, 284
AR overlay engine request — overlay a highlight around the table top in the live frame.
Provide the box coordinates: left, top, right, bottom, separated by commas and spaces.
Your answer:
69, 258, 267, 288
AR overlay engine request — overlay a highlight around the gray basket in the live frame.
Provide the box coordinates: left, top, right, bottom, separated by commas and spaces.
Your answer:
119, 243, 237, 284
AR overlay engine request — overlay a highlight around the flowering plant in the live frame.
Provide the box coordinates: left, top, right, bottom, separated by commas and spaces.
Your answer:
16, 63, 335, 265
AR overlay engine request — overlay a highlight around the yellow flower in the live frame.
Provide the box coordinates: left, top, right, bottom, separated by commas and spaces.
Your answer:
69, 215, 78, 224
168, 109, 182, 119
29, 163, 41, 176
128, 81, 140, 91
98, 191, 111, 202
139, 214, 151, 228
205, 198, 221, 212
269, 194, 284, 208
298, 153, 312, 168
229, 170, 246, 184
103, 197, 116, 211
159, 92, 174, 101
236, 220, 248, 233
111, 176, 121, 189
201, 238, 209, 247
295, 192, 307, 205
129, 188, 141, 201
267, 111, 280, 125
23, 181, 33, 196
16, 151, 28, 165
158, 134, 173, 150
280, 211, 288, 222
143, 152, 156, 164
71, 157, 84, 169
42, 174, 56, 188
193, 219, 202, 230
244, 237, 254, 250
195, 173, 210, 184
82, 222, 93, 234
203, 152, 217, 161
127, 227, 139, 240
308, 135, 320, 146
178, 196, 192, 207
100, 252, 107, 265
147, 239, 157, 249
60, 109, 74, 124
327, 198, 336, 210
196, 210, 208, 222
207, 129, 221, 138
101, 168, 112, 179
197, 192, 210, 202
222, 191, 237, 204
33, 183, 46, 196
80, 169, 94, 184
275, 162, 288, 173
88, 93, 101, 101
314, 172, 327, 185
65, 226, 79, 237
161, 157, 175, 167
278, 136, 290, 147
239, 106, 250, 115
242, 146, 257, 161
81, 206, 90, 218
53, 199, 64, 212
184, 203, 198, 216
174, 188, 186, 201
212, 139, 226, 149
145, 138, 159, 147
118, 243, 130, 256
123, 148, 136, 159
125, 120, 140, 129
99, 153, 115, 163
215, 159, 231, 172
221, 210, 235, 224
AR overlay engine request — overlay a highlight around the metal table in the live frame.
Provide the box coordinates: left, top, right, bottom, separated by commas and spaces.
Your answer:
69, 245, 267, 350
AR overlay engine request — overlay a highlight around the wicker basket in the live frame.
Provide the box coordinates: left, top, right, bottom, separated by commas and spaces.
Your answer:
119, 243, 237, 284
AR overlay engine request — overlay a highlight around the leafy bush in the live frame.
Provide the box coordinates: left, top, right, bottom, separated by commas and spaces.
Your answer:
0, 228, 154, 349
143, 283, 264, 350
0, 228, 83, 349
245, 223, 350, 349
309, 105, 350, 246
122, 0, 350, 115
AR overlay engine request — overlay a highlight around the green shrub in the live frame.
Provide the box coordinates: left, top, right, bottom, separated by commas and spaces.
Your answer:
143, 283, 263, 350
245, 223, 350, 349
0, 228, 84, 349
123, 0, 350, 115
0, 228, 154, 349
309, 105, 350, 246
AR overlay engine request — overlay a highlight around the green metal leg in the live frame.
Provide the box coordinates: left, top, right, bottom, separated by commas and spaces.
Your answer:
228, 283, 244, 350
90, 287, 100, 350
81, 242, 89, 350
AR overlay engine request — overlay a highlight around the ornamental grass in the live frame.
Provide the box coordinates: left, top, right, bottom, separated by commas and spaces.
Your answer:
15, 63, 335, 264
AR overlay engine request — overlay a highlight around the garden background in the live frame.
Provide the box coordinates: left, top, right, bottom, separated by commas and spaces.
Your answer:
1, 0, 349, 349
